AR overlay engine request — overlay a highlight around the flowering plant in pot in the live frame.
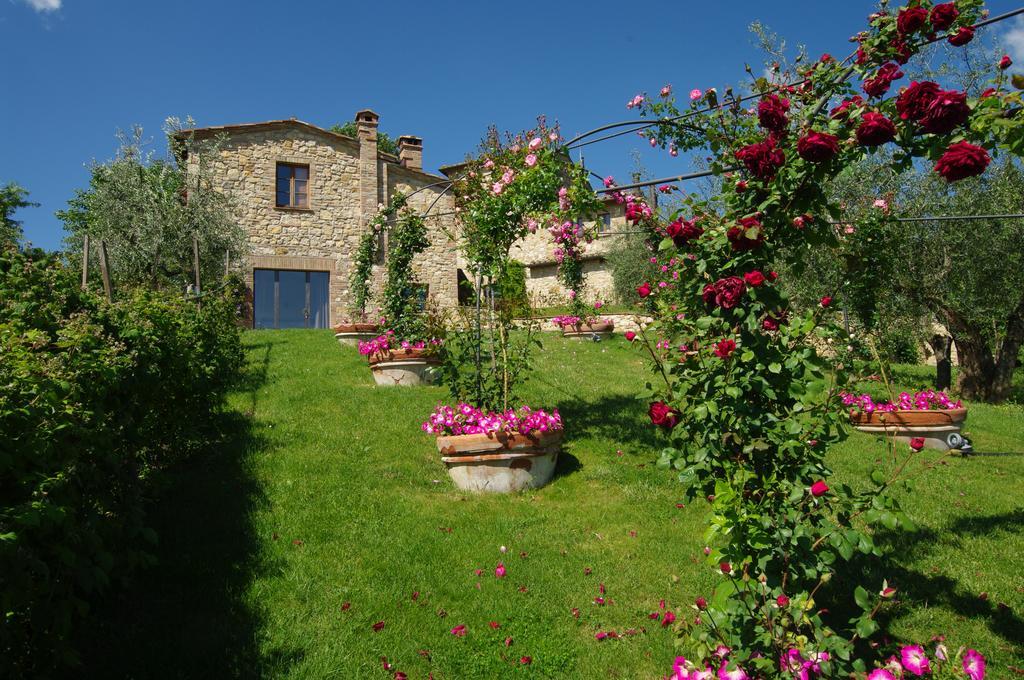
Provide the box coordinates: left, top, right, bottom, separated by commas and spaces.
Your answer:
621, 0, 1020, 674
841, 388, 968, 451
360, 197, 443, 386
429, 120, 603, 491
552, 300, 615, 339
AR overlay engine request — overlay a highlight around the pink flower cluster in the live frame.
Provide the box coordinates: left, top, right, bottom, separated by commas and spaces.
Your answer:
552, 314, 582, 329
358, 330, 442, 357
549, 220, 590, 263
422, 404, 563, 436
840, 390, 963, 413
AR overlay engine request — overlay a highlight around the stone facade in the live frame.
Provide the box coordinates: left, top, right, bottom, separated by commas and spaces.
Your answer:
182, 115, 458, 327
509, 199, 627, 307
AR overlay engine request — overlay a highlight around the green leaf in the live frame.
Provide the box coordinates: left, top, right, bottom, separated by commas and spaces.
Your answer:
854, 585, 871, 610
768, 362, 782, 374
856, 616, 879, 639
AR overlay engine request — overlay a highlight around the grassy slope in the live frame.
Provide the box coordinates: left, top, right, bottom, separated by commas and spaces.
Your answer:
81, 331, 1024, 678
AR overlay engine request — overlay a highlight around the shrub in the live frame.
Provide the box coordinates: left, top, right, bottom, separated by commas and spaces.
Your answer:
606, 231, 657, 306
0, 246, 242, 674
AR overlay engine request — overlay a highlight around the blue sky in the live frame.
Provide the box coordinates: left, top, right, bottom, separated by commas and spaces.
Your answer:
3, 0, 1023, 251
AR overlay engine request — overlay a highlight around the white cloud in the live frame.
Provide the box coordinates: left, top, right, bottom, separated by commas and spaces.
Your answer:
23, 0, 61, 12
1003, 16, 1024, 66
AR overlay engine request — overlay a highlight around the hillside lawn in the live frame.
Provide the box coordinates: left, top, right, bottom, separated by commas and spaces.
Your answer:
79, 331, 1024, 678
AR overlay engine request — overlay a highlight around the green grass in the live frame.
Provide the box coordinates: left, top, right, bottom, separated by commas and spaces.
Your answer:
80, 331, 1024, 678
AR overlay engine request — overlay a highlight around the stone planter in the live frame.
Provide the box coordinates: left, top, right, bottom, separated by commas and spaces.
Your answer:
562, 320, 615, 340
334, 323, 380, 347
850, 408, 969, 451
436, 429, 562, 493
368, 348, 440, 386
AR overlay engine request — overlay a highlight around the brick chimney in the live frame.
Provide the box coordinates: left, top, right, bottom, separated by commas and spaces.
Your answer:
355, 109, 380, 227
398, 135, 423, 171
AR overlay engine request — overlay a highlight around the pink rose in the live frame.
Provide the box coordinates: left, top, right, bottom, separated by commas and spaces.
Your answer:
689, 88, 702, 101
528, 137, 543, 151
524, 153, 538, 167
810, 480, 829, 497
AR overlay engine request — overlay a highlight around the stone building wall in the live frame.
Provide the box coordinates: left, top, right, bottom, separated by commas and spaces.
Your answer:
509, 200, 628, 307
185, 117, 459, 326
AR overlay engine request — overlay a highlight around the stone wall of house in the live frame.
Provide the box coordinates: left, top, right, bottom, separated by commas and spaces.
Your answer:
508, 201, 628, 307
189, 120, 458, 326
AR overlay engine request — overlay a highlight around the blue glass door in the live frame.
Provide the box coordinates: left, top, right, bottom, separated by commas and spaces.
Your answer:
252, 269, 330, 329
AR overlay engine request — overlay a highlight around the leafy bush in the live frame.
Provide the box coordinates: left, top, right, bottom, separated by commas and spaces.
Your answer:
606, 231, 656, 306
0, 246, 242, 674
495, 260, 529, 317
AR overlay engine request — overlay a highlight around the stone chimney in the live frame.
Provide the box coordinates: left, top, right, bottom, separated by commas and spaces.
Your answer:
355, 109, 380, 226
398, 135, 423, 171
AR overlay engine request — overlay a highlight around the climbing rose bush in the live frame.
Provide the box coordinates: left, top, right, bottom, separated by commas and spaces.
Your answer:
421, 404, 562, 436
613, 0, 1023, 674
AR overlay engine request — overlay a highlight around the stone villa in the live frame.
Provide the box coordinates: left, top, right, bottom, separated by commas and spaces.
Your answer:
184, 111, 624, 329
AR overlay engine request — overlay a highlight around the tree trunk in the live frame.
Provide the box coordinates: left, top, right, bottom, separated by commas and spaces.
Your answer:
941, 301, 1024, 403
928, 334, 953, 391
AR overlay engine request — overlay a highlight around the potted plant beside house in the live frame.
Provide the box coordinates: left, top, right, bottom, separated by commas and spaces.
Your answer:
841, 390, 969, 451
359, 195, 443, 385
427, 121, 603, 492
553, 301, 615, 340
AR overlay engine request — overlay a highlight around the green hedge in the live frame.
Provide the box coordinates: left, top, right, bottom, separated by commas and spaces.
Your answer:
0, 247, 243, 674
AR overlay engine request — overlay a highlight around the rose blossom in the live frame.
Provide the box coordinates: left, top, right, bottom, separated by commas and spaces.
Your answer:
896, 81, 940, 121
810, 481, 829, 497
524, 153, 538, 167
491, 182, 504, 195
743, 270, 766, 287
625, 331, 637, 342
867, 670, 896, 680
649, 401, 679, 429
909, 437, 926, 451
690, 88, 702, 101
920, 89, 970, 134
636, 282, 652, 298
797, 131, 840, 163
776, 594, 789, 607
830, 95, 864, 119
934, 141, 990, 182
713, 338, 737, 359
660, 84, 672, 97
727, 216, 764, 251
528, 137, 543, 151
820, 296, 832, 307
948, 26, 975, 46
757, 94, 790, 132
735, 138, 785, 180
896, 5, 928, 34
863, 62, 903, 97
705, 276, 746, 310
667, 218, 703, 246
930, 2, 959, 31
1000, 54, 1013, 70
856, 111, 897, 146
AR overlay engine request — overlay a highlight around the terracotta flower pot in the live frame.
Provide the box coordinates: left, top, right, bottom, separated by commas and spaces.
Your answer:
849, 408, 969, 451
436, 429, 562, 493
562, 320, 615, 339
367, 347, 440, 386
334, 323, 380, 347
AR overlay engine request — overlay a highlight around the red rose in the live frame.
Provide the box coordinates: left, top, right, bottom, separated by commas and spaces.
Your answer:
743, 270, 766, 287
713, 338, 737, 359
710, 276, 746, 310
720, 562, 732, 575
636, 282, 652, 298
895, 81, 940, 121
648, 401, 679, 429
820, 296, 833, 307
520, 656, 532, 665
762, 316, 780, 331
625, 331, 637, 342
934, 141, 990, 182
777, 594, 790, 607
909, 436, 926, 451
981, 87, 997, 98
810, 480, 829, 497
695, 597, 708, 610
855, 47, 869, 65
728, 216, 764, 251
734, 137, 785, 181
856, 112, 897, 147
919, 89, 970, 134
735, 180, 748, 193
702, 284, 717, 306
667, 218, 703, 247
863, 62, 904, 98
897, 6, 928, 34
890, 38, 913, 65
797, 131, 840, 163
948, 26, 974, 46
768, 271, 779, 281
830, 95, 863, 120
1000, 55, 1013, 70
930, 2, 959, 31
757, 94, 790, 132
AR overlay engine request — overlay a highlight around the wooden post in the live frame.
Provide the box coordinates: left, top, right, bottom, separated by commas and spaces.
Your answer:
224, 249, 230, 280
81, 234, 90, 290
98, 240, 113, 302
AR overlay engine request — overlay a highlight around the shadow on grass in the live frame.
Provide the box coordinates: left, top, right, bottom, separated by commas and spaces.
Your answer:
557, 393, 662, 452
70, 341, 304, 679
826, 509, 1024, 658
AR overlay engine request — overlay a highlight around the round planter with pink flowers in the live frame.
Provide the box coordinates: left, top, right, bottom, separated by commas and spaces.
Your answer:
841, 391, 971, 452
334, 322, 380, 347
553, 315, 615, 340
423, 405, 564, 492
359, 332, 442, 387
